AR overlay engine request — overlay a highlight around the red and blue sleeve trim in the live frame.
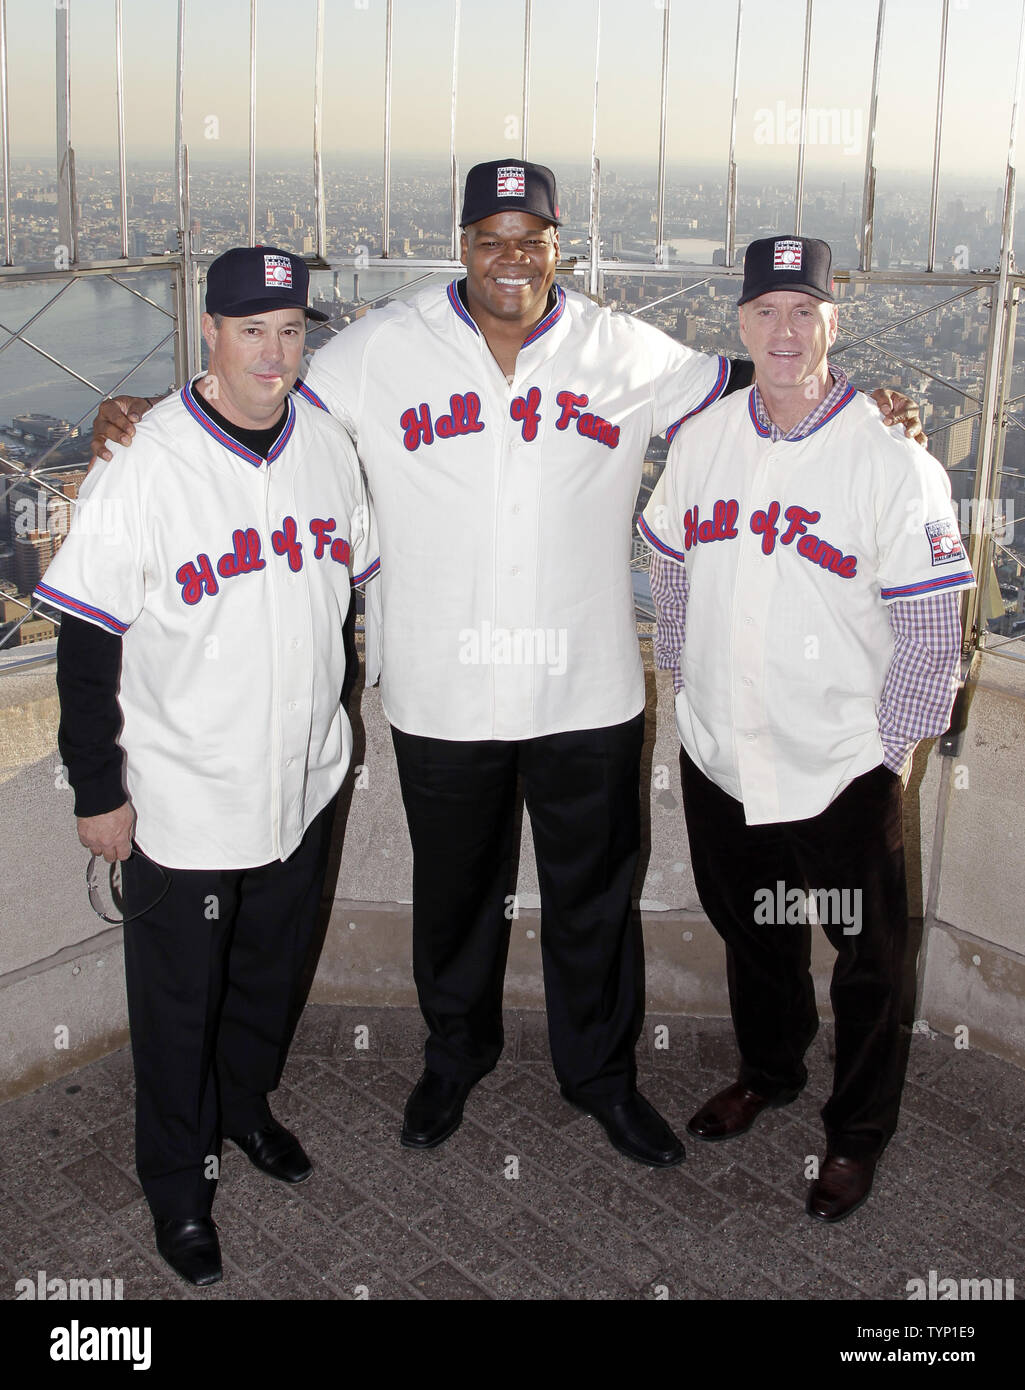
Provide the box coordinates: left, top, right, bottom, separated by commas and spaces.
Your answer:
665, 355, 729, 444
352, 557, 381, 585
34, 582, 130, 635
294, 379, 330, 412
880, 570, 975, 601
637, 513, 687, 564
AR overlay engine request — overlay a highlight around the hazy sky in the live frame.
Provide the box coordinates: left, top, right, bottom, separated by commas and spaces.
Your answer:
4, 0, 1024, 188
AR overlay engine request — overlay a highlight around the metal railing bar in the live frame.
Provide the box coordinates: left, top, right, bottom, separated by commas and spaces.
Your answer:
859, 0, 885, 271
115, 0, 128, 261
794, 0, 813, 236
927, 0, 950, 272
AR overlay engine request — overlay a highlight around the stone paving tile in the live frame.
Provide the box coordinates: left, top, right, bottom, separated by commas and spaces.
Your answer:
494, 1071, 582, 1129
703, 1160, 806, 1226
411, 1204, 517, 1278
288, 1002, 341, 1056
900, 1080, 983, 1139
59, 1151, 141, 1212
3, 1009, 1023, 1302
407, 1260, 494, 1299
2, 1154, 82, 1217
567, 1207, 665, 1288
254, 1255, 341, 1299
86, 1120, 135, 1174
330, 1260, 417, 1299
640, 1169, 735, 1232
565, 1161, 667, 1227
484, 1259, 561, 1299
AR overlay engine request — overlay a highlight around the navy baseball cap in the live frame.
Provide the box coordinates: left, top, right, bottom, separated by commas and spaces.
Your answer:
461, 160, 561, 228
738, 236, 834, 306
206, 245, 329, 321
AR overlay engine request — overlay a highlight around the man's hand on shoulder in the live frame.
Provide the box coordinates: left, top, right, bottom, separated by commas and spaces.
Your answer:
88, 395, 158, 469
77, 802, 135, 862
870, 388, 927, 447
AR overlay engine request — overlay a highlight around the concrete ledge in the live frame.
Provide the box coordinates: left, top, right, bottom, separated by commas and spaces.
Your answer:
920, 918, 1025, 1068
0, 939, 129, 1104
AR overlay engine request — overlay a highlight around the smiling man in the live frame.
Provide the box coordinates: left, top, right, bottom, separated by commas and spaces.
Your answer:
639, 236, 976, 1221
36, 246, 379, 1284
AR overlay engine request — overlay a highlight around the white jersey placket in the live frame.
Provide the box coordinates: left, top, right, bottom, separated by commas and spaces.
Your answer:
730, 440, 783, 819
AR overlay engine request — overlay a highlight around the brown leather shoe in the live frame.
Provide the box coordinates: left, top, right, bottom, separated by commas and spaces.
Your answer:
806, 1153, 877, 1223
686, 1081, 798, 1141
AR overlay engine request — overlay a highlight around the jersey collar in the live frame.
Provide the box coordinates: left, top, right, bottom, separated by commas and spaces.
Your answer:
180, 379, 296, 468
446, 279, 566, 349
748, 364, 856, 442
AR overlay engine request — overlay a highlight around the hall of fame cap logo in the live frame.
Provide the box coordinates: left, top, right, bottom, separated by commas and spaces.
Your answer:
264, 254, 293, 288
497, 166, 526, 197
773, 239, 803, 270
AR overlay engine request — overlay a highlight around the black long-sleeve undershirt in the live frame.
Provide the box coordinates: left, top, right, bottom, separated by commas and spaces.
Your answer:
56, 614, 127, 817
723, 357, 755, 395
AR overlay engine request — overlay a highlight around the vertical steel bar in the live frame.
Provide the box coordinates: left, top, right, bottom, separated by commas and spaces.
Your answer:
964, 0, 1025, 651
927, 0, 950, 272
859, 0, 885, 272
654, 0, 671, 265
450, 0, 461, 261
313, 0, 326, 259
114, 0, 128, 259
56, 0, 76, 266
248, 0, 257, 247
587, 0, 601, 297
382, 0, 393, 257
794, 0, 813, 236
521, 0, 532, 160
0, 0, 11, 267
174, 0, 194, 382
724, 0, 743, 267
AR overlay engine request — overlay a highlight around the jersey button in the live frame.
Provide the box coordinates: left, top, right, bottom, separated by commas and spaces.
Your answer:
511, 504, 521, 515
291, 638, 300, 649
742, 677, 753, 687
746, 733, 757, 743
510, 565, 520, 576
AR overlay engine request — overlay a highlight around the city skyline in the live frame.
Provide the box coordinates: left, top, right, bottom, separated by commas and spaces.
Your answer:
3, 0, 1024, 181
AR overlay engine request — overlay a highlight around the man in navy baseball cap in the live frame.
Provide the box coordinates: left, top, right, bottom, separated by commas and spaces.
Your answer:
738, 235, 834, 306
206, 245, 329, 322
460, 159, 561, 227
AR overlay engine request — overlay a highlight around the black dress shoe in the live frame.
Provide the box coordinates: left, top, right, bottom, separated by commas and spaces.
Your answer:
806, 1153, 877, 1223
561, 1088, 685, 1167
227, 1119, 313, 1183
154, 1216, 222, 1287
686, 1081, 800, 1141
401, 1071, 475, 1149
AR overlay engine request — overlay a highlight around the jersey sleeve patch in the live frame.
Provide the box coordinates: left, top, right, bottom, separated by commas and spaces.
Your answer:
925, 517, 967, 567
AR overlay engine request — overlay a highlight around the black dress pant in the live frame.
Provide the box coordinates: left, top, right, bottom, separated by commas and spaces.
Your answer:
120, 799, 336, 1219
391, 713, 646, 1101
679, 752, 912, 1160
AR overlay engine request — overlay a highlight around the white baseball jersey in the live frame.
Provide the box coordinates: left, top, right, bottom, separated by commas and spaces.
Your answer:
35, 385, 380, 870
639, 387, 975, 825
300, 280, 728, 741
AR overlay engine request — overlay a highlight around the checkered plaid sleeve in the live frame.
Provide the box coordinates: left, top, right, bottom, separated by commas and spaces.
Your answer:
878, 591, 962, 775
649, 550, 689, 694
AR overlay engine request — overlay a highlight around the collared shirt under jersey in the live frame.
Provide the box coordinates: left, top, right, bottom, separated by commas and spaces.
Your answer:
639, 370, 975, 824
